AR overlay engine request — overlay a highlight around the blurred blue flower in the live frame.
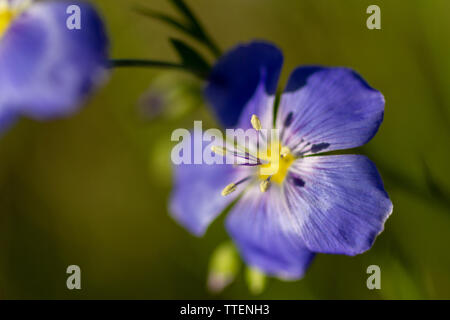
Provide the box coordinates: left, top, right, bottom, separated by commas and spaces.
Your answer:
0, 0, 109, 134
170, 41, 393, 279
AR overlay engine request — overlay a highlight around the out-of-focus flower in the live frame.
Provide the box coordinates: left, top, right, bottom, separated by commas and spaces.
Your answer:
138, 73, 202, 121
170, 41, 393, 280
0, 0, 109, 134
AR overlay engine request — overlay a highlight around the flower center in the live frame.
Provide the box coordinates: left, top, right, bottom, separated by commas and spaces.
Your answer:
0, 9, 15, 38
213, 114, 297, 196
258, 143, 295, 185
0, 0, 30, 38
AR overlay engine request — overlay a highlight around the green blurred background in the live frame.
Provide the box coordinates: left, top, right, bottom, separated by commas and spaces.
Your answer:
0, 0, 449, 299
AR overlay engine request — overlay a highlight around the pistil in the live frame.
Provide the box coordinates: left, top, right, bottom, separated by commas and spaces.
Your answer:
218, 114, 296, 196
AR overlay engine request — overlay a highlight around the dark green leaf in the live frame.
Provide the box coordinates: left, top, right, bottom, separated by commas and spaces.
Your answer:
168, 0, 221, 57
170, 38, 211, 77
169, 0, 201, 30
136, 2, 221, 58
134, 6, 193, 36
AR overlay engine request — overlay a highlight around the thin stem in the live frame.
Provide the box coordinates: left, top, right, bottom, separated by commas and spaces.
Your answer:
110, 59, 184, 69
109, 59, 207, 79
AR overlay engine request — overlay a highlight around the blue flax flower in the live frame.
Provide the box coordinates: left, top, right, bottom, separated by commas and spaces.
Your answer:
0, 0, 109, 134
170, 41, 393, 279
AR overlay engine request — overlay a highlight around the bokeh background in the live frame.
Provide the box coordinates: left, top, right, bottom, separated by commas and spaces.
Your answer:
0, 0, 449, 299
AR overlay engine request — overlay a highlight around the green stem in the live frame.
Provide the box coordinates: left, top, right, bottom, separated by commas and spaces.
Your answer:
109, 59, 207, 79
110, 59, 183, 69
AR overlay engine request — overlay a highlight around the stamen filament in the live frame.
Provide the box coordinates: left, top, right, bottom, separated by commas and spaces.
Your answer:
221, 177, 250, 196
221, 183, 236, 196
250, 114, 269, 155
212, 144, 263, 165
211, 145, 227, 156
290, 139, 310, 155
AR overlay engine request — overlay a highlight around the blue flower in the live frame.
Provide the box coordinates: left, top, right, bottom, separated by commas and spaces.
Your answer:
0, 0, 109, 134
170, 41, 393, 279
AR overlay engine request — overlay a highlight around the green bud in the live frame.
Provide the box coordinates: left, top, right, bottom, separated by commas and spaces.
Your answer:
138, 72, 202, 121
245, 267, 267, 295
207, 241, 240, 294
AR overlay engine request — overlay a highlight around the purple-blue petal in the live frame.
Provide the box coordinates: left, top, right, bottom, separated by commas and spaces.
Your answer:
226, 187, 315, 279
236, 69, 276, 130
169, 131, 249, 236
277, 67, 385, 154
0, 1, 109, 120
170, 163, 246, 236
204, 41, 282, 127
285, 155, 393, 255
0, 108, 17, 135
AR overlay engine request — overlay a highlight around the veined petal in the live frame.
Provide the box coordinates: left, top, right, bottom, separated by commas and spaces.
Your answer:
277, 67, 385, 155
285, 155, 393, 255
169, 133, 249, 236
170, 163, 247, 237
236, 69, 275, 131
0, 1, 109, 120
226, 186, 315, 280
204, 41, 282, 128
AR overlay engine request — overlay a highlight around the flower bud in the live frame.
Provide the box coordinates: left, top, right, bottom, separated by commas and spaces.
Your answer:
207, 242, 240, 294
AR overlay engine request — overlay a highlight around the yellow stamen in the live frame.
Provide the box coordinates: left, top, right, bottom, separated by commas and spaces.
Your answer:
280, 146, 291, 158
259, 180, 270, 193
211, 145, 227, 156
221, 183, 236, 196
259, 143, 295, 185
251, 114, 262, 131
0, 10, 15, 38
0, 0, 31, 38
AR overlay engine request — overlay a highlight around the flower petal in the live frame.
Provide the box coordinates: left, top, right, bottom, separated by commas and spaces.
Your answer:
286, 155, 393, 255
170, 162, 246, 236
0, 1, 109, 120
277, 67, 385, 154
169, 132, 249, 236
0, 108, 17, 134
204, 41, 282, 127
226, 187, 315, 279
236, 69, 276, 131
